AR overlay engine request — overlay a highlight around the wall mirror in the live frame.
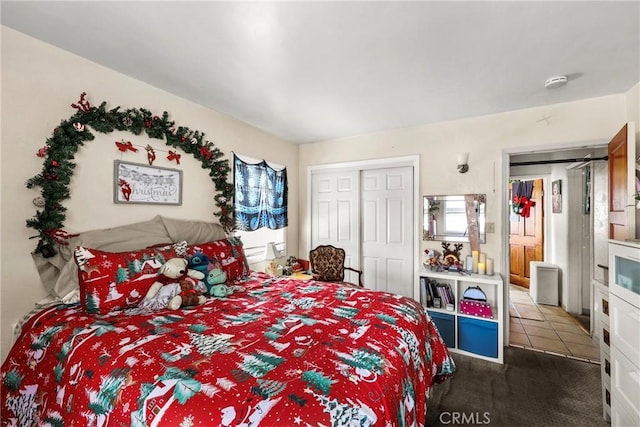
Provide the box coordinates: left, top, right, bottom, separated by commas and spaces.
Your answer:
423, 194, 486, 243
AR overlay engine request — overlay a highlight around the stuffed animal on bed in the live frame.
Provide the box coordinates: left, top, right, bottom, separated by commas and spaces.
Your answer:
167, 277, 206, 310
209, 283, 232, 298
188, 251, 229, 296
187, 252, 212, 277
205, 267, 227, 295
139, 257, 206, 311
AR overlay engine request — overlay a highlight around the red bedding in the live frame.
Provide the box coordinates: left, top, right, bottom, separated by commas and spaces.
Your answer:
1, 273, 455, 426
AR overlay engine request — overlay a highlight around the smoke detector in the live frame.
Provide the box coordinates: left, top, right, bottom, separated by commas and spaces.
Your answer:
545, 75, 568, 89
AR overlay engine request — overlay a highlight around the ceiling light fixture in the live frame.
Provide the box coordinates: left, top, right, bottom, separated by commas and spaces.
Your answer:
544, 75, 568, 89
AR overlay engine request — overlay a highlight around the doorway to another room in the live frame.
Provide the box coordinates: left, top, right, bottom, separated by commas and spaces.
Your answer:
506, 148, 607, 361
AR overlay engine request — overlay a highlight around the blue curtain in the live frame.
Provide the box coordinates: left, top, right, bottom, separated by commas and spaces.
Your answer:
233, 154, 288, 231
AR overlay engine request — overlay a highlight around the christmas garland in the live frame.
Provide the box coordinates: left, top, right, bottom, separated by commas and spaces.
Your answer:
27, 93, 234, 257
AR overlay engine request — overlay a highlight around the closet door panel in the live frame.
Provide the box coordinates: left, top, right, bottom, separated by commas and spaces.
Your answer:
310, 170, 360, 281
361, 167, 413, 297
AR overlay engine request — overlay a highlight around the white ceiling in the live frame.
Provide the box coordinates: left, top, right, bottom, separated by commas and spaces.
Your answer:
2, 1, 639, 144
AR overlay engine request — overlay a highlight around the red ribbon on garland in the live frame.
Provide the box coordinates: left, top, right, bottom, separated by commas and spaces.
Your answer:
115, 140, 138, 153
167, 150, 181, 164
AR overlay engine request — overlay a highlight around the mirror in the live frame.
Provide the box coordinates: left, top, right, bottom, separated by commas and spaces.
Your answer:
423, 194, 486, 243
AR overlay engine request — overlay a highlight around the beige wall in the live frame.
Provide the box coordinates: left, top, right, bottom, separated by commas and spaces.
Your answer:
0, 27, 299, 361
298, 91, 634, 300
626, 82, 640, 133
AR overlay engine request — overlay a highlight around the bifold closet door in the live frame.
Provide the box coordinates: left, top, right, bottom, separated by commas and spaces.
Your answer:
361, 167, 414, 297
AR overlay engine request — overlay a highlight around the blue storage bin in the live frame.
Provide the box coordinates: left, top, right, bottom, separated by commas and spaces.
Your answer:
428, 311, 455, 349
458, 317, 498, 358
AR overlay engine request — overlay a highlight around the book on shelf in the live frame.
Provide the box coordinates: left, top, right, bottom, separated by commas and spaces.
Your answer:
427, 280, 454, 310
428, 280, 438, 302
420, 277, 433, 307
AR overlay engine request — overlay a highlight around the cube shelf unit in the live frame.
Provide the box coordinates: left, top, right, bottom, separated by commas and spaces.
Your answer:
420, 267, 504, 364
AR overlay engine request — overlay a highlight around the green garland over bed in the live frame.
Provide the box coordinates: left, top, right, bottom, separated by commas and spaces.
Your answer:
26, 93, 234, 257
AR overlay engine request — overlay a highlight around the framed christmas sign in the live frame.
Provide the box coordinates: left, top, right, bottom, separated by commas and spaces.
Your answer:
114, 160, 182, 205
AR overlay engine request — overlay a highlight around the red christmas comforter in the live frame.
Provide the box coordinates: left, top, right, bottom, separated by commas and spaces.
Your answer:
1, 273, 455, 426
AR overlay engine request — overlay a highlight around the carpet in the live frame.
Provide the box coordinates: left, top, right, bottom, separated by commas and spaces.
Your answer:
425, 347, 607, 427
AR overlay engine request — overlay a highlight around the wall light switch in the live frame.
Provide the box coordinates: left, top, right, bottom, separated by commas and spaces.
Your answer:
486, 222, 495, 233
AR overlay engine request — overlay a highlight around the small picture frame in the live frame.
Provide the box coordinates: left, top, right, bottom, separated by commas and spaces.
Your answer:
552, 180, 562, 214
114, 160, 182, 205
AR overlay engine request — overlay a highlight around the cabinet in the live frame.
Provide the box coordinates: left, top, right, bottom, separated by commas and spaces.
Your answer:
608, 240, 640, 427
593, 279, 611, 421
420, 267, 504, 363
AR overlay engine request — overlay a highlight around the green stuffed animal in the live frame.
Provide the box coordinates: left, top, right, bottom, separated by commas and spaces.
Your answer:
206, 268, 228, 297
209, 283, 232, 298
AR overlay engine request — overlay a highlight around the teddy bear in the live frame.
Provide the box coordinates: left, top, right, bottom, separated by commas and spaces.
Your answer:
139, 257, 206, 311
167, 277, 206, 310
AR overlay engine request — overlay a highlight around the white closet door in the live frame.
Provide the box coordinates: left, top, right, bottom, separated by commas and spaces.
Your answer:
361, 167, 414, 297
310, 170, 360, 282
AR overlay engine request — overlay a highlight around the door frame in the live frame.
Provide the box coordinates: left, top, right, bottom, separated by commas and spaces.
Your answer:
501, 140, 608, 345
307, 155, 421, 301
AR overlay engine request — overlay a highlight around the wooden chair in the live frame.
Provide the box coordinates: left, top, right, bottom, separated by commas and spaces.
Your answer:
309, 245, 363, 288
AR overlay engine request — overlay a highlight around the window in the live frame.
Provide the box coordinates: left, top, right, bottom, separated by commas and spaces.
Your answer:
443, 200, 467, 235
236, 228, 286, 263
233, 154, 287, 263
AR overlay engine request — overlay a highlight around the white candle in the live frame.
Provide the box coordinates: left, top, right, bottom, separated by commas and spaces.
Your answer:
466, 255, 474, 272
472, 251, 479, 273
479, 252, 487, 264
478, 262, 486, 275
486, 258, 494, 275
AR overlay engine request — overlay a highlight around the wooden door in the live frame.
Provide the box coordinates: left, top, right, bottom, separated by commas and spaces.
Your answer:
509, 179, 544, 288
608, 124, 631, 240
360, 167, 414, 297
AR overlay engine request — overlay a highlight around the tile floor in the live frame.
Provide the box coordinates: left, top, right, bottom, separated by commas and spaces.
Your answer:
509, 284, 601, 363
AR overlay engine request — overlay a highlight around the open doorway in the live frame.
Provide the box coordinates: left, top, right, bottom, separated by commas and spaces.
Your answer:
505, 147, 607, 361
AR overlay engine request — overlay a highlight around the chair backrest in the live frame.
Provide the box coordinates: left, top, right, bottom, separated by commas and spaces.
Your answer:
309, 245, 346, 282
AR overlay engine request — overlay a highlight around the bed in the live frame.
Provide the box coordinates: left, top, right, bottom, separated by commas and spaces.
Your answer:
1, 217, 455, 426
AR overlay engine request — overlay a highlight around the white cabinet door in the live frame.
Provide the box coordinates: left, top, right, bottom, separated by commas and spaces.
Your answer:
361, 167, 414, 297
